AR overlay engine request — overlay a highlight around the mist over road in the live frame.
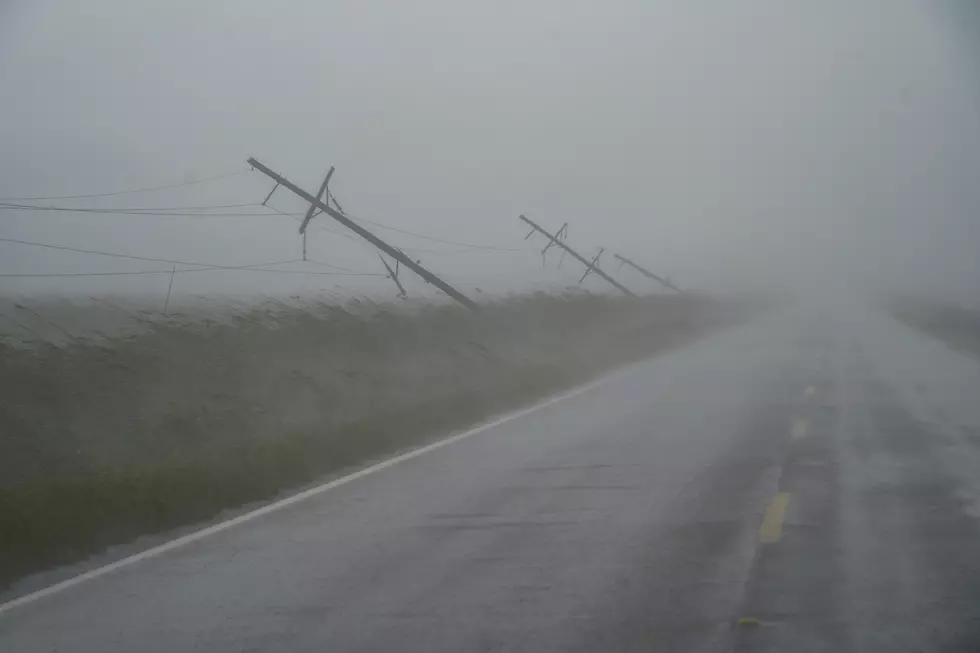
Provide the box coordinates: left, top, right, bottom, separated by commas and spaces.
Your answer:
4, 306, 980, 652
3, 3, 980, 648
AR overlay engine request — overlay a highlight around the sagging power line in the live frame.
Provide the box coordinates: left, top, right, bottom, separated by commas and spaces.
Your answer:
4, 200, 523, 254
346, 212, 522, 252
0, 237, 378, 275
0, 203, 283, 218
0, 236, 387, 283
518, 215, 635, 297
0, 170, 249, 202
0, 163, 687, 300
0, 202, 258, 212
261, 184, 520, 253
0, 264, 383, 279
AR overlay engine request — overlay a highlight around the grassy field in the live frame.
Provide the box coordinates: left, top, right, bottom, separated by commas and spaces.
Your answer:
0, 292, 749, 588
891, 299, 980, 359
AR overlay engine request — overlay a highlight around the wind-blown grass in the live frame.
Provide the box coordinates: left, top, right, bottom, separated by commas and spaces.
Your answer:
0, 292, 746, 588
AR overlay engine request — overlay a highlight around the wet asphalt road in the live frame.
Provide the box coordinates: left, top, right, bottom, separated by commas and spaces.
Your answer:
4, 306, 980, 652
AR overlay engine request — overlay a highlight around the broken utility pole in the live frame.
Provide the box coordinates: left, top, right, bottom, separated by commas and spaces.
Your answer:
248, 158, 479, 311
613, 253, 680, 292
518, 215, 635, 297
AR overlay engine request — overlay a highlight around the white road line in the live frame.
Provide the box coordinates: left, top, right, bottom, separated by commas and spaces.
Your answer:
0, 375, 612, 615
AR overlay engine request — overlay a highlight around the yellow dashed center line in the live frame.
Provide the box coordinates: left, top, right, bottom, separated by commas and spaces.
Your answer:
735, 617, 761, 628
791, 417, 809, 440
758, 492, 791, 544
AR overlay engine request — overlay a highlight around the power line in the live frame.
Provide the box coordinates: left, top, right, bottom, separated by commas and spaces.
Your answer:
0, 258, 302, 277
0, 237, 381, 275
0, 236, 285, 269
344, 210, 522, 252
261, 206, 410, 272
3, 200, 525, 254
261, 204, 509, 269
0, 170, 249, 202
0, 269, 181, 278
0, 210, 283, 218
188, 266, 382, 277
304, 258, 380, 274
271, 203, 522, 253
260, 203, 487, 272
263, 193, 520, 253
261, 203, 364, 244
0, 202, 258, 211
0, 264, 276, 278
0, 202, 272, 217
266, 203, 509, 255
397, 244, 538, 255
0, 211, 506, 272
0, 266, 384, 278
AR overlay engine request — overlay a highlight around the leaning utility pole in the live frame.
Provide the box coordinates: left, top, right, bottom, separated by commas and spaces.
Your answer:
613, 253, 680, 292
518, 215, 635, 297
248, 158, 479, 311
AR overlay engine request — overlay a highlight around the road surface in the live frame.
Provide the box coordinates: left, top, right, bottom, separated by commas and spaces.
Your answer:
4, 306, 980, 652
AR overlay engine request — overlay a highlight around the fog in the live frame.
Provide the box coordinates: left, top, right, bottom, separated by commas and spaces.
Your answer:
1, 0, 978, 303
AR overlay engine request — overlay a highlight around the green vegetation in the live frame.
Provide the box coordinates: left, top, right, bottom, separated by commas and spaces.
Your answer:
0, 292, 745, 588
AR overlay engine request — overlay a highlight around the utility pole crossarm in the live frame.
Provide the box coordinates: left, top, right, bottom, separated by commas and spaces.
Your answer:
613, 253, 680, 292
299, 167, 334, 235
579, 248, 604, 284
518, 215, 635, 297
378, 254, 407, 297
249, 158, 479, 311
541, 223, 567, 257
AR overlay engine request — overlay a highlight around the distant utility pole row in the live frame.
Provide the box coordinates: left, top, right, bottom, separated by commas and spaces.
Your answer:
518, 215, 635, 297
519, 215, 680, 296
247, 157, 678, 310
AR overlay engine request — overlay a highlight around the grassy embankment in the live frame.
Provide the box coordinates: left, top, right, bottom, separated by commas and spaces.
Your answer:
0, 292, 747, 588
891, 299, 980, 359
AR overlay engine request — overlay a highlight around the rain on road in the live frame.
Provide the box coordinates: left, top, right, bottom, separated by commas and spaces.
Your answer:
4, 306, 980, 652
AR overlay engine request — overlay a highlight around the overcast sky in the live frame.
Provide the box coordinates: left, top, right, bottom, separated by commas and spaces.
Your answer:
1, 0, 978, 303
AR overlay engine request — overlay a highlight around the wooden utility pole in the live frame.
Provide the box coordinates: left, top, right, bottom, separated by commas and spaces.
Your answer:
613, 253, 680, 292
248, 158, 479, 311
519, 215, 635, 297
